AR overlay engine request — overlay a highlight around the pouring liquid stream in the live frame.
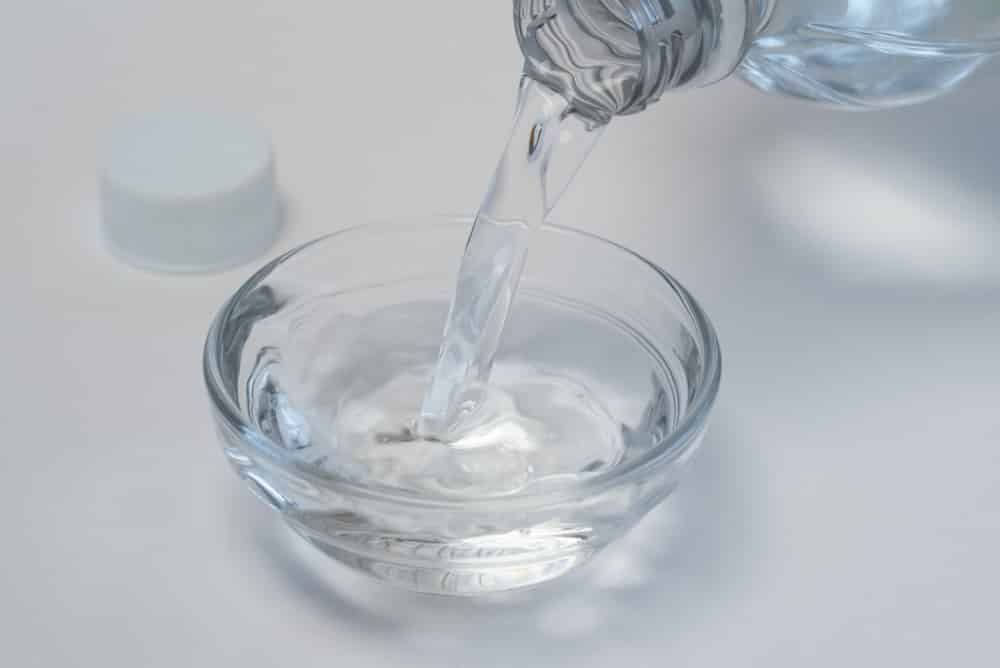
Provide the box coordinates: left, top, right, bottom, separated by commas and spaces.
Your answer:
418, 79, 605, 437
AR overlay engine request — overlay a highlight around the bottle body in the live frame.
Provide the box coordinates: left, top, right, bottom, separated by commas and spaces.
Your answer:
742, 0, 1000, 108
514, 0, 1000, 122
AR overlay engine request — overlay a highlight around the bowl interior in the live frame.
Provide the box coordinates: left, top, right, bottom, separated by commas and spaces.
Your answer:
207, 220, 719, 504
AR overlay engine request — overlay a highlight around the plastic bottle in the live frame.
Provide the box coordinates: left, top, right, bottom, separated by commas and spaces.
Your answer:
514, 0, 1000, 124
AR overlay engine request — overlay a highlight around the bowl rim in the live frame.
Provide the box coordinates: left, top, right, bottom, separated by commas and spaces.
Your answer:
204, 218, 721, 510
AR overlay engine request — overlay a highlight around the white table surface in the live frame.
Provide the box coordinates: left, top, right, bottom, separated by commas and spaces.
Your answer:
3, 2, 999, 666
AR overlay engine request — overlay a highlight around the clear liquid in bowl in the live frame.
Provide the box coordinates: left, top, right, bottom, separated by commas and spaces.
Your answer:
242, 293, 680, 499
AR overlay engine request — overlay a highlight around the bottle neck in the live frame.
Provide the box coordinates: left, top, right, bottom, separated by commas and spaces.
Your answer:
514, 0, 766, 124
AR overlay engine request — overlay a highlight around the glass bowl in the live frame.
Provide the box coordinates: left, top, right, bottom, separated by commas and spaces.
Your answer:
204, 218, 721, 595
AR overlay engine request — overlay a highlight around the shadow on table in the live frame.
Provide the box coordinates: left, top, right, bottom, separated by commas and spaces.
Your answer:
237, 415, 764, 660
729, 72, 1000, 298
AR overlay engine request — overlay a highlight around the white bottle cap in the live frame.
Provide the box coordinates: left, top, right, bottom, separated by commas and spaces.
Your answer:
100, 110, 279, 273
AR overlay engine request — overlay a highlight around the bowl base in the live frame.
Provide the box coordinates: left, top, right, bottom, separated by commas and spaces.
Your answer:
287, 523, 597, 595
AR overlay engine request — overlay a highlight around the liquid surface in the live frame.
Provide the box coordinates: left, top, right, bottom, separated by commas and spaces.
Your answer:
419, 79, 603, 436
245, 297, 676, 499
337, 363, 624, 496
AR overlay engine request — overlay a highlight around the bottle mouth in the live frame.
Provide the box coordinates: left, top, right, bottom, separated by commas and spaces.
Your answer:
513, 0, 715, 123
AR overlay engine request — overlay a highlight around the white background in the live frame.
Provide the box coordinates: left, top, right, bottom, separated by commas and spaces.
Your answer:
2, 2, 999, 665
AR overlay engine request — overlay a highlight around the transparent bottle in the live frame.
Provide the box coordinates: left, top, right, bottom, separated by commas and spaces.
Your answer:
514, 0, 1000, 124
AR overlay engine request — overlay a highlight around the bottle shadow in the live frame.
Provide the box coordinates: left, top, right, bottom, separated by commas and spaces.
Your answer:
727, 71, 1000, 297
610, 69, 1000, 304
234, 414, 764, 659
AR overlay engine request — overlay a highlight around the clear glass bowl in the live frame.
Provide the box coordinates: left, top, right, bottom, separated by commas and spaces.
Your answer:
204, 218, 721, 595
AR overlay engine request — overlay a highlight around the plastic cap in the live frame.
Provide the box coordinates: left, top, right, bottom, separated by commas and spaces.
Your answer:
100, 110, 279, 273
